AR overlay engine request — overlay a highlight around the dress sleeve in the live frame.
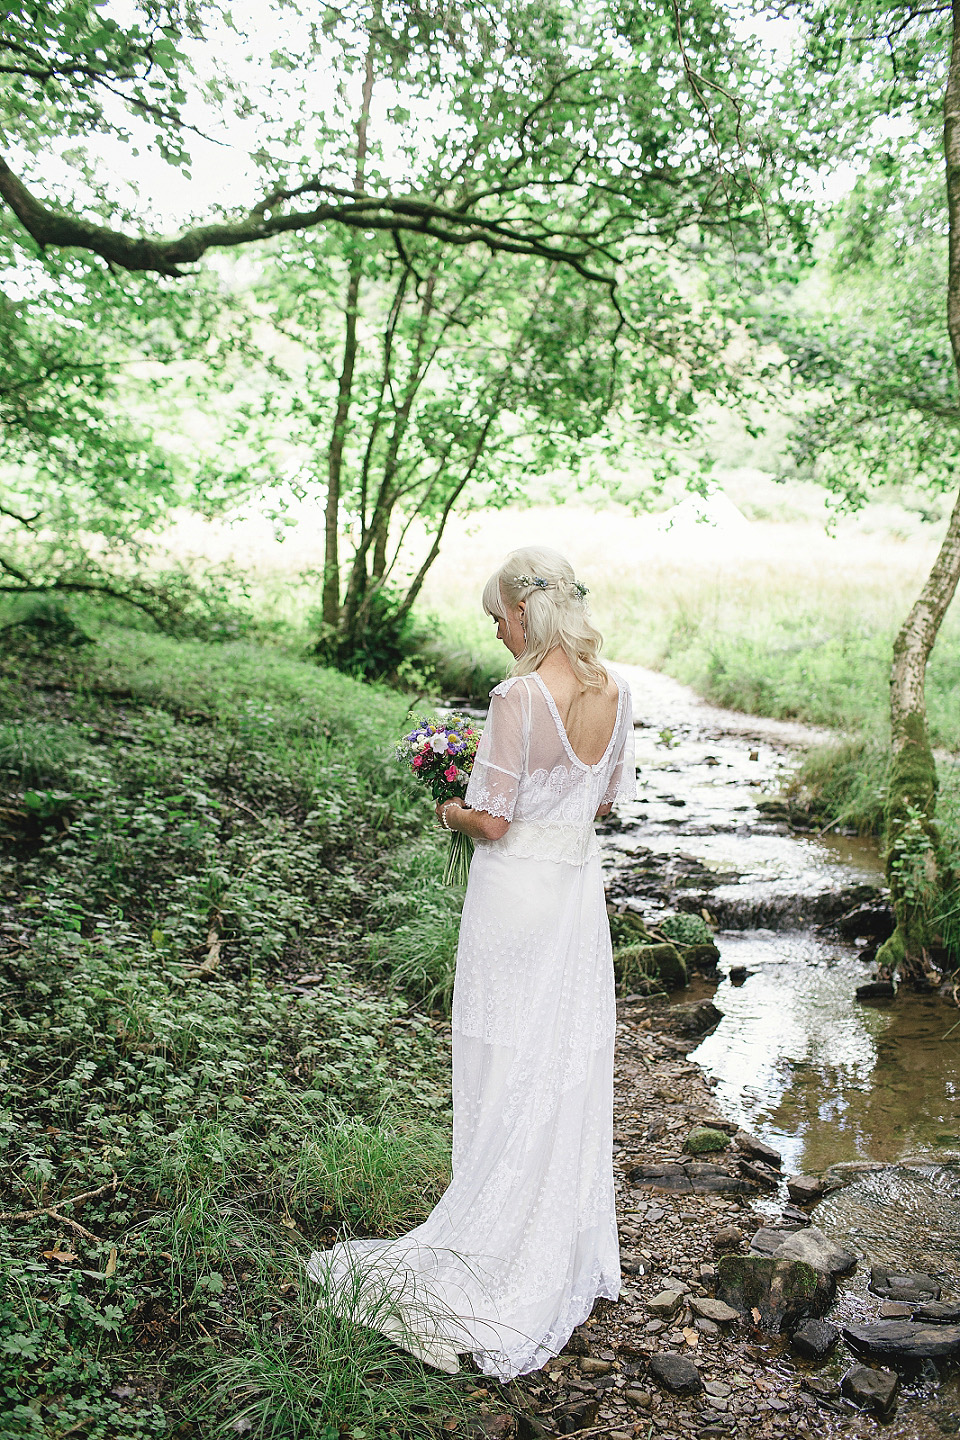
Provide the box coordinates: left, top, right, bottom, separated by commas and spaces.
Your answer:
602, 684, 636, 805
465, 680, 527, 821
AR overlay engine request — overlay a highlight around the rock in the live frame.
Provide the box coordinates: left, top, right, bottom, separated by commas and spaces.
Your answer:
684, 1126, 731, 1155
668, 998, 724, 1036
712, 1225, 745, 1253
840, 1365, 899, 1416
616, 942, 687, 992
695, 1317, 720, 1337
802, 1376, 840, 1402
627, 1162, 692, 1192
771, 1227, 857, 1277
790, 1318, 839, 1360
749, 1225, 802, 1256
688, 1296, 740, 1325
856, 980, 896, 1000
647, 1289, 685, 1319
838, 902, 895, 940
682, 942, 722, 972
737, 1158, 780, 1189
623, 1388, 651, 1408
704, 1381, 731, 1399
556, 1398, 600, 1434
734, 1131, 782, 1168
716, 1255, 834, 1334
786, 1174, 825, 1205
869, 1266, 941, 1303
842, 1320, 960, 1360
647, 1352, 703, 1395
879, 1301, 913, 1318
578, 1357, 612, 1375
728, 965, 749, 985
915, 1300, 960, 1323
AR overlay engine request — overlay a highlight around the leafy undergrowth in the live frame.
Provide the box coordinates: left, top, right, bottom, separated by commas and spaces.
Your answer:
0, 629, 479, 1438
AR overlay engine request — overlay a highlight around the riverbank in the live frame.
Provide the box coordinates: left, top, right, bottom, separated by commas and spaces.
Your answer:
0, 628, 471, 1438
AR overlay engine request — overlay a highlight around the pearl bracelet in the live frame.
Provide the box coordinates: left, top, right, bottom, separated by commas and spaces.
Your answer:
441, 803, 455, 831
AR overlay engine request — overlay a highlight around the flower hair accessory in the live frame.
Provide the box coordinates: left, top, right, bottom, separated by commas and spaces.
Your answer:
513, 574, 588, 598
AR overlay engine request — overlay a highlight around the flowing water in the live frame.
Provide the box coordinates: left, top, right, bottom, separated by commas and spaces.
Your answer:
607, 664, 960, 1434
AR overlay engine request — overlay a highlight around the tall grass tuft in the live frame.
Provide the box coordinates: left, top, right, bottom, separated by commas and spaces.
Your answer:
185, 1209, 472, 1440
0, 720, 84, 786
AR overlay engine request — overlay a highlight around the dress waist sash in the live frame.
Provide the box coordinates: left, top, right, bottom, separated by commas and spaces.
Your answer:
481, 819, 598, 866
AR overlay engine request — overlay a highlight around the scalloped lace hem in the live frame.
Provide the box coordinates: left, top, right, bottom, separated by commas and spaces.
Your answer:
472, 1269, 621, 1380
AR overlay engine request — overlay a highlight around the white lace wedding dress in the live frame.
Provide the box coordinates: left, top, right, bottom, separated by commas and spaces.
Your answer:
308, 669, 636, 1380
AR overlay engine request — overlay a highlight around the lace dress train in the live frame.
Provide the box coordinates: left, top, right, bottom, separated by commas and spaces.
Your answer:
308, 671, 636, 1380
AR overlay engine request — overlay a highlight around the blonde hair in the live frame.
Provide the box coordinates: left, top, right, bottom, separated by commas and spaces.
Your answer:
482, 546, 607, 692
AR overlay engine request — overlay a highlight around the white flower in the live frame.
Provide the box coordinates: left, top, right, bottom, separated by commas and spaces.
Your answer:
430, 732, 450, 754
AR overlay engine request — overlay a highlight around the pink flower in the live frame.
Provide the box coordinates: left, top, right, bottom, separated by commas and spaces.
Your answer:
412, 755, 423, 769
444, 763, 457, 782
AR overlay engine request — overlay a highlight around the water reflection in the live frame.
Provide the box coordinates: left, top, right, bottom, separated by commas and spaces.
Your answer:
691, 932, 959, 1173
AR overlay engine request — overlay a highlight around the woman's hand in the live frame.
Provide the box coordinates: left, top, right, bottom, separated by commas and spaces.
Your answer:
436, 798, 465, 829
595, 802, 613, 820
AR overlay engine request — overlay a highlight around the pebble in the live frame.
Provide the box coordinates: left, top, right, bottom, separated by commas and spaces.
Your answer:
711, 1225, 744, 1253
688, 1296, 740, 1325
648, 1353, 703, 1395
579, 1357, 613, 1375
648, 1289, 685, 1319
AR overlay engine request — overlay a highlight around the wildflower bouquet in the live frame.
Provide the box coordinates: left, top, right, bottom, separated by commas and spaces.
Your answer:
397, 714, 480, 886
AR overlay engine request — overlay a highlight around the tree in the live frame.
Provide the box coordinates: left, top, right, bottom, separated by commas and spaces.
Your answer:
759, 0, 958, 983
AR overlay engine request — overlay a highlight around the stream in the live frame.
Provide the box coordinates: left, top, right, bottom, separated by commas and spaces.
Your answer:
607, 663, 960, 1435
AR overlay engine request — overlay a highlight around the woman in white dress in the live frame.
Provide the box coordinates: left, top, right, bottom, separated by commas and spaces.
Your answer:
308, 545, 635, 1381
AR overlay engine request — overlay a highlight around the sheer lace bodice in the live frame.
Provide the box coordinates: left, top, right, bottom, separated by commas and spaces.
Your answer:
465, 671, 636, 863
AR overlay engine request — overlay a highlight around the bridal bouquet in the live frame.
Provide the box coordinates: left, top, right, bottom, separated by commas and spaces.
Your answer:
397, 714, 479, 886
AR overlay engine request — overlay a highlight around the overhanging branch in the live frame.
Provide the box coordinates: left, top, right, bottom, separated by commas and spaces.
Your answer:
0, 156, 618, 287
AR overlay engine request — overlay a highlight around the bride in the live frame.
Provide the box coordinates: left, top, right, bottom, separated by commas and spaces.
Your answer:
308, 545, 635, 1381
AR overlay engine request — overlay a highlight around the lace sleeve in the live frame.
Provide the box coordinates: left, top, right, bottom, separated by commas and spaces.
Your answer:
465, 679, 527, 821
602, 684, 636, 805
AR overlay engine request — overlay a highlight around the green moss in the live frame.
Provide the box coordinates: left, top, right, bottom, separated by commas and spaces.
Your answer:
613, 941, 687, 994
684, 1126, 730, 1154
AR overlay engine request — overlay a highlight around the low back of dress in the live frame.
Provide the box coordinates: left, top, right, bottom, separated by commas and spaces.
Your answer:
465, 669, 635, 864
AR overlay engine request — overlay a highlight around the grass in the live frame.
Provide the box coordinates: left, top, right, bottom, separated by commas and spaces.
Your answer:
0, 625, 485, 1439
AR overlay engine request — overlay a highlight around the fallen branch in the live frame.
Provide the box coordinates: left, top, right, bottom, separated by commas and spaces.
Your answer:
0, 1173, 118, 1237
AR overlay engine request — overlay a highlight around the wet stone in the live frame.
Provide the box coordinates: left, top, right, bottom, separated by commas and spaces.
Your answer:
840, 1365, 900, 1417
914, 1300, 960, 1323
737, 1158, 780, 1189
786, 1174, 825, 1205
648, 1353, 703, 1395
733, 1131, 782, 1169
694, 1317, 719, 1337
790, 1318, 839, 1360
869, 1266, 941, 1303
878, 1301, 913, 1319
842, 1320, 960, 1360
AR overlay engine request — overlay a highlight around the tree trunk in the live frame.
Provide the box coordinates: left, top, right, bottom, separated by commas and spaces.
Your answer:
877, 0, 960, 982
321, 43, 375, 627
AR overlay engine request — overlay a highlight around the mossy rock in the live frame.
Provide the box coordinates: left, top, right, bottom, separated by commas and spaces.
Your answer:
614, 941, 687, 995
683, 1126, 730, 1155
677, 941, 722, 973
716, 1254, 834, 1334
609, 910, 657, 949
